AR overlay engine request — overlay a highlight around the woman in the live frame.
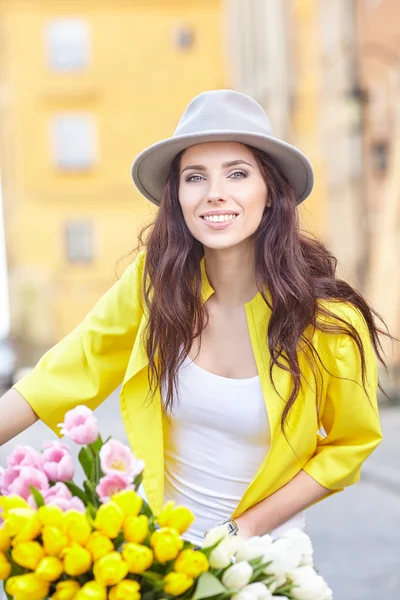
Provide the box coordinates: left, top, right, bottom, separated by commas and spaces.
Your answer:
0, 90, 386, 545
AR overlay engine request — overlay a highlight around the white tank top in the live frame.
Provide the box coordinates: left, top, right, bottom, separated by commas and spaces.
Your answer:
163, 356, 305, 544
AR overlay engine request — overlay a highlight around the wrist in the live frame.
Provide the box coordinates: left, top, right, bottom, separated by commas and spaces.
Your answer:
235, 516, 256, 540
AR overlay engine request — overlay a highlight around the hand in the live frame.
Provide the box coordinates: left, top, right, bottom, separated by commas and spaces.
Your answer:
234, 516, 256, 540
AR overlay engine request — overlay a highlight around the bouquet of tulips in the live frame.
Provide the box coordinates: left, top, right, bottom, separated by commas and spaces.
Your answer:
0, 405, 333, 600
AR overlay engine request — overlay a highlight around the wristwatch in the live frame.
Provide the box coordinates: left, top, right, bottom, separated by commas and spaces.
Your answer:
205, 518, 239, 538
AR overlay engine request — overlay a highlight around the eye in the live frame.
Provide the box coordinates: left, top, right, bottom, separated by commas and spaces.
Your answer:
186, 174, 205, 182
229, 170, 247, 179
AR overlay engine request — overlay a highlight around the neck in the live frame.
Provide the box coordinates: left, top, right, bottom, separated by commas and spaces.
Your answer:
203, 241, 258, 307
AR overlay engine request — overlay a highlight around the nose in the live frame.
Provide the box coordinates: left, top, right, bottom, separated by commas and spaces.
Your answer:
206, 180, 227, 204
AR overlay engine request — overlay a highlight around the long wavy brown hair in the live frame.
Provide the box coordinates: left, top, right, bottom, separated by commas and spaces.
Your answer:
138, 145, 390, 430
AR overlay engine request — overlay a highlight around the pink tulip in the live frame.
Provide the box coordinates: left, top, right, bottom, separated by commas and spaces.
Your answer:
96, 473, 134, 503
10, 466, 49, 500
42, 482, 85, 513
7, 445, 41, 471
99, 439, 144, 481
0, 466, 20, 495
40, 441, 74, 482
58, 406, 99, 445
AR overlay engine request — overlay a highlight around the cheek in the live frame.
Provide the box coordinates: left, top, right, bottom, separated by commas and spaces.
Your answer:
243, 183, 267, 218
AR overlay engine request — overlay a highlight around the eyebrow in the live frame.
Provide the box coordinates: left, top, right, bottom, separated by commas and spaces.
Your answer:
181, 159, 254, 174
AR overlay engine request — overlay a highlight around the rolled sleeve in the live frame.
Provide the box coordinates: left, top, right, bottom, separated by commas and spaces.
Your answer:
13, 252, 145, 436
303, 308, 383, 491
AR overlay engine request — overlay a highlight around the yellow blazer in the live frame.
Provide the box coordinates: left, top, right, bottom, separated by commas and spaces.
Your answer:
13, 251, 382, 519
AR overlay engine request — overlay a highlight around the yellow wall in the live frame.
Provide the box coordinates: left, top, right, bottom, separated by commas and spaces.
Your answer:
290, 0, 326, 236
0, 0, 226, 356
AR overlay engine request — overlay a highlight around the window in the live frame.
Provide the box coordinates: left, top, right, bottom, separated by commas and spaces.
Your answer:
65, 221, 93, 263
46, 18, 90, 71
51, 114, 97, 171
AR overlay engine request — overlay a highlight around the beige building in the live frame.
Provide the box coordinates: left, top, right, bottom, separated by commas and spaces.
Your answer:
0, 0, 226, 364
355, 0, 400, 363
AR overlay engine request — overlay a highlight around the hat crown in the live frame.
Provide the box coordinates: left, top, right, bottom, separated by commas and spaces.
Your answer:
174, 90, 273, 138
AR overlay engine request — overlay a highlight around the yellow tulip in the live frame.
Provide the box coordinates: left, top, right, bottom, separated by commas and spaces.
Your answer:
157, 500, 175, 525
0, 494, 30, 513
163, 572, 194, 596
167, 507, 195, 534
109, 579, 141, 600
12, 540, 45, 570
74, 581, 107, 600
157, 502, 195, 534
12, 513, 42, 546
150, 528, 184, 563
123, 514, 149, 543
3, 507, 41, 542
0, 527, 11, 551
122, 542, 154, 574
93, 551, 128, 586
112, 490, 143, 520
37, 505, 64, 528
0, 551, 11, 580
63, 510, 92, 545
61, 543, 92, 576
42, 525, 69, 556
174, 549, 209, 578
50, 580, 81, 600
94, 501, 124, 539
5, 573, 50, 600
35, 556, 64, 582
86, 530, 114, 561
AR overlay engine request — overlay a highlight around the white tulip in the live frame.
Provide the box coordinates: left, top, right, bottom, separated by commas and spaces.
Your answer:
222, 561, 253, 590
236, 535, 273, 562
262, 538, 302, 577
266, 574, 287, 593
209, 535, 243, 568
209, 545, 233, 569
290, 566, 333, 600
242, 582, 273, 600
233, 592, 257, 600
202, 525, 230, 548
283, 528, 314, 566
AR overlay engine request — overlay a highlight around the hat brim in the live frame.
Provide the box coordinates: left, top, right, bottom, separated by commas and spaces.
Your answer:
131, 131, 314, 206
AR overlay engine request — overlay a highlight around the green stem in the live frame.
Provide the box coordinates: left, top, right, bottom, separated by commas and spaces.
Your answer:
89, 444, 100, 485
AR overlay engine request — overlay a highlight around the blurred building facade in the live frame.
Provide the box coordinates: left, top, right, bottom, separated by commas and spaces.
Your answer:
0, 0, 398, 369
355, 0, 400, 363
0, 0, 226, 365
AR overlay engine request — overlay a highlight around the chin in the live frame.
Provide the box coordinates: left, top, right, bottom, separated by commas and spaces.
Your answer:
197, 233, 247, 251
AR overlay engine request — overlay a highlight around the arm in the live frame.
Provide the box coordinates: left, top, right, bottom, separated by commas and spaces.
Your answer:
235, 470, 329, 537
0, 388, 39, 445
3, 251, 145, 441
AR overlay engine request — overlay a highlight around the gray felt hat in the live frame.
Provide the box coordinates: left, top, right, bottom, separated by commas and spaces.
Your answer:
131, 89, 314, 206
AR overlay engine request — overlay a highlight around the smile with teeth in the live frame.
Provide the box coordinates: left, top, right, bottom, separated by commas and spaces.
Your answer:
202, 214, 238, 222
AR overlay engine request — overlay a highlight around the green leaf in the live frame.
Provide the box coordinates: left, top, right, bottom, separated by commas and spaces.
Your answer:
79, 447, 94, 480
63, 481, 89, 504
140, 500, 153, 518
90, 434, 104, 454
192, 572, 227, 600
134, 472, 143, 489
142, 591, 157, 600
83, 479, 99, 507
252, 560, 272, 579
142, 571, 164, 582
29, 485, 45, 508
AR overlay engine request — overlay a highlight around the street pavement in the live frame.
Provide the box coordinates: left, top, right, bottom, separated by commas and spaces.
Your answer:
0, 392, 399, 600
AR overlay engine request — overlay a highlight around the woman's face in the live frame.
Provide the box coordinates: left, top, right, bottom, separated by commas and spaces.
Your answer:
178, 142, 268, 250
